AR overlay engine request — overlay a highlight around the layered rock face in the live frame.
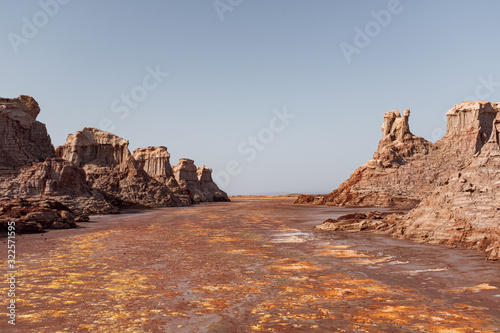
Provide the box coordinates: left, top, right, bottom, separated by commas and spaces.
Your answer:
313, 101, 500, 209
56, 130, 228, 207
56, 129, 183, 209
132, 147, 192, 205
397, 112, 500, 260
0, 158, 116, 215
133, 146, 174, 180
443, 101, 498, 154
55, 127, 130, 167
316, 108, 432, 208
310, 101, 500, 259
174, 159, 229, 203
0, 96, 113, 229
1, 95, 229, 232
0, 96, 55, 172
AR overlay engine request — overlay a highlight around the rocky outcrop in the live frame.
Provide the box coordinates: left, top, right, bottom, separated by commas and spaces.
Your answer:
0, 96, 114, 216
306, 101, 500, 209
55, 127, 130, 168
174, 159, 229, 203
56, 129, 184, 209
1, 95, 229, 232
443, 101, 498, 154
133, 146, 175, 180
0, 158, 117, 215
306, 108, 431, 208
197, 165, 230, 202
394, 112, 500, 260
0, 197, 79, 233
0, 96, 55, 172
315, 211, 404, 233
56, 130, 228, 207
310, 101, 500, 260
374, 109, 431, 168
132, 147, 191, 204
294, 194, 324, 205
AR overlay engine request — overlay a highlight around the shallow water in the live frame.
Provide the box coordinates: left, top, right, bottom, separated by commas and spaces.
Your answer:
3, 198, 500, 332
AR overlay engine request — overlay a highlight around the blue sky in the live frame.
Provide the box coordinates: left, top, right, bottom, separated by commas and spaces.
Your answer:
2, 1, 500, 195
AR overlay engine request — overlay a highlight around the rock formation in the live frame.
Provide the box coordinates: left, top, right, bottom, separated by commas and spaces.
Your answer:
0, 197, 79, 233
196, 165, 230, 202
56, 130, 229, 207
55, 127, 131, 167
56, 129, 184, 209
309, 101, 500, 260
173, 159, 229, 203
0, 158, 116, 215
0, 96, 113, 227
311, 107, 431, 208
305, 101, 500, 209
443, 101, 498, 154
394, 111, 500, 260
133, 146, 175, 181
0, 96, 55, 172
132, 146, 191, 204
0, 95, 230, 233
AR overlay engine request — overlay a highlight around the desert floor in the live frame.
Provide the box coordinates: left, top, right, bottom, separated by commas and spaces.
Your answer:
3, 198, 500, 332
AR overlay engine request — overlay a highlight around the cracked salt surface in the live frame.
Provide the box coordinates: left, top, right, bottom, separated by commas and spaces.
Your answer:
403, 268, 448, 275
9, 198, 500, 332
271, 231, 311, 243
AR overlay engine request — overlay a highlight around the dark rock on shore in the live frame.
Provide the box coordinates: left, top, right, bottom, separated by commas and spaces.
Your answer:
0, 197, 81, 233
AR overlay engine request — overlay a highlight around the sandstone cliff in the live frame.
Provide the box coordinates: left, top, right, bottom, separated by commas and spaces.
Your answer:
0, 96, 55, 172
132, 147, 191, 205
0, 96, 114, 229
56, 129, 229, 207
1, 95, 229, 233
56, 129, 183, 209
310, 101, 500, 260
310, 102, 500, 209
0, 158, 116, 215
173, 159, 229, 203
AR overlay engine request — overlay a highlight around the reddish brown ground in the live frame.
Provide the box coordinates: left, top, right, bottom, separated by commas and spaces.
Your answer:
2, 198, 500, 332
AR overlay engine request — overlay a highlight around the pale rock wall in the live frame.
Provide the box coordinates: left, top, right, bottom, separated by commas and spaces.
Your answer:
317, 101, 500, 209
174, 159, 229, 203
0, 96, 55, 170
311, 101, 500, 259
56, 127, 130, 167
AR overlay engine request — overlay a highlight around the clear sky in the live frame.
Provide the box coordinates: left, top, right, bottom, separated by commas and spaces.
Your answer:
2, 1, 500, 196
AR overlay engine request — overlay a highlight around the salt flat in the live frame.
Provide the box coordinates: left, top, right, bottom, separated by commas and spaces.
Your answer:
4, 198, 500, 332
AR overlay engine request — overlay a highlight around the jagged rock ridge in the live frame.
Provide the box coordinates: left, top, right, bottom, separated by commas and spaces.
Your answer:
55, 128, 181, 209
56, 129, 229, 207
304, 101, 499, 209
0, 96, 114, 223
173, 159, 229, 203
132, 146, 191, 204
1, 95, 229, 233
308, 101, 500, 260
